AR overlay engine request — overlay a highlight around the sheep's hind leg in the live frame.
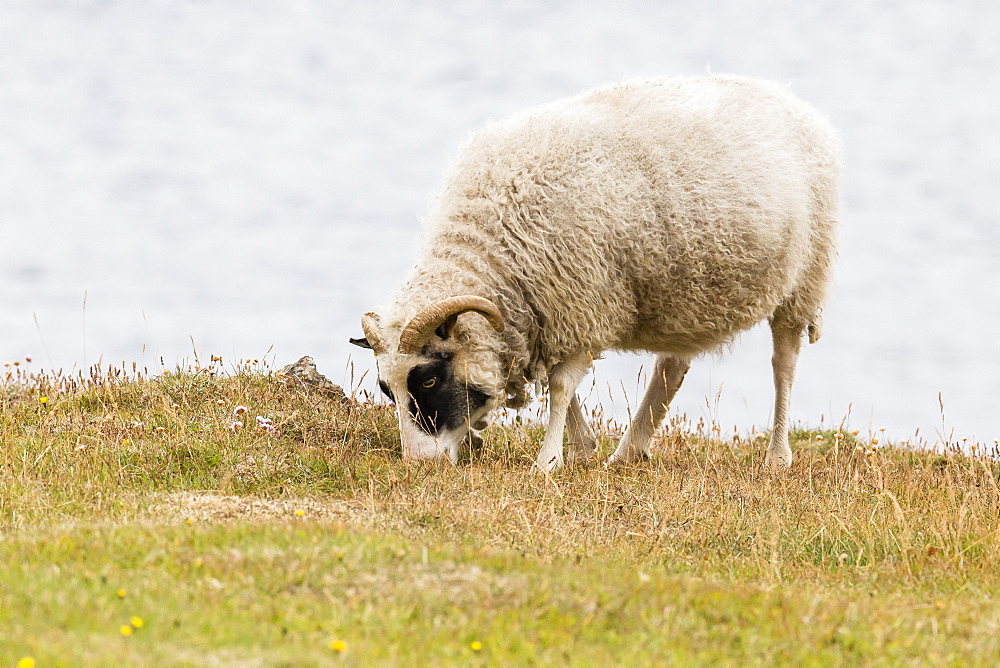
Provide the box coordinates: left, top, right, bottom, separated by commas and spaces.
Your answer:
534, 354, 592, 472
609, 354, 690, 464
565, 395, 598, 461
765, 323, 804, 471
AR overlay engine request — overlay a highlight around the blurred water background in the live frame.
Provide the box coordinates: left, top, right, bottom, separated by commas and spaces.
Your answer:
2, 1, 998, 443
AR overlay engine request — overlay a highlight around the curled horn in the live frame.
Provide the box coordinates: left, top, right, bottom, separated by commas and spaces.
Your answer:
361, 312, 388, 355
398, 295, 504, 355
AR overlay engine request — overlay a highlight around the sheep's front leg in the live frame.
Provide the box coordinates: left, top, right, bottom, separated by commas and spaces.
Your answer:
765, 324, 803, 470
609, 354, 690, 464
534, 354, 592, 472
565, 395, 598, 460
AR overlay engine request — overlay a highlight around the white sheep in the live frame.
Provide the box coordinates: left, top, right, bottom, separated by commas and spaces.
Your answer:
352, 74, 840, 471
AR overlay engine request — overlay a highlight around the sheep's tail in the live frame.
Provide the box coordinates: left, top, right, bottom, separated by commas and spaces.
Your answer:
807, 313, 823, 344
771, 303, 824, 344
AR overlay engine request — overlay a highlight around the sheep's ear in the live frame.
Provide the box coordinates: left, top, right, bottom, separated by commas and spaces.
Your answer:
435, 314, 459, 340
349, 337, 373, 349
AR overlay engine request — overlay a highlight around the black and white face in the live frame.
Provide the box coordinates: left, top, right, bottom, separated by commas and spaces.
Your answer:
379, 353, 491, 435
375, 351, 494, 462
351, 298, 506, 463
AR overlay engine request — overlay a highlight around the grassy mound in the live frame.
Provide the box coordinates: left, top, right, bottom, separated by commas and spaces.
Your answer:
3, 360, 1000, 664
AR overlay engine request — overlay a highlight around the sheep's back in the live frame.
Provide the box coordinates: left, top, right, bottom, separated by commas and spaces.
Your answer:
429, 75, 840, 358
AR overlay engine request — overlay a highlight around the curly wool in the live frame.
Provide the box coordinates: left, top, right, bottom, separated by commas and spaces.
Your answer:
382, 74, 840, 407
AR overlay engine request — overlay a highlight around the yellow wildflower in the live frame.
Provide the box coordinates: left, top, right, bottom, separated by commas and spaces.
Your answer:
17, 658, 35, 668
39, 396, 48, 405
131, 616, 144, 628
117, 588, 126, 598
120, 624, 133, 636
470, 641, 484, 651
330, 639, 348, 652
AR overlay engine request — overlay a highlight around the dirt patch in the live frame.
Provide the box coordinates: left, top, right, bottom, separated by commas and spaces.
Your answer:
153, 492, 372, 524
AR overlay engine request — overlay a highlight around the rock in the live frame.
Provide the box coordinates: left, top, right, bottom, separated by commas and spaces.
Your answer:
276, 356, 347, 401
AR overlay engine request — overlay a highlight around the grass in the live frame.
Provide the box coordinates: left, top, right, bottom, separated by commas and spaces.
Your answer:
3, 357, 1000, 664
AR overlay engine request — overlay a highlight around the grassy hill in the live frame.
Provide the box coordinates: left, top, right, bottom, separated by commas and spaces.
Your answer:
3, 360, 999, 664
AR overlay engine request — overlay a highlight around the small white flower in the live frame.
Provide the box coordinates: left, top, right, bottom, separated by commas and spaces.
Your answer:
230, 421, 243, 431
234, 405, 248, 416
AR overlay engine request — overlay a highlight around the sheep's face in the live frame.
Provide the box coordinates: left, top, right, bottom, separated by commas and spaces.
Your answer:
350, 296, 506, 463
377, 349, 498, 462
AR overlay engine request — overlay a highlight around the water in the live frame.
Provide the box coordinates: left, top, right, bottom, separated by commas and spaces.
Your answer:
2, 1, 998, 443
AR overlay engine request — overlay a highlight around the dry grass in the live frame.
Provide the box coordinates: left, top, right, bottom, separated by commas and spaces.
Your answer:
3, 357, 1000, 663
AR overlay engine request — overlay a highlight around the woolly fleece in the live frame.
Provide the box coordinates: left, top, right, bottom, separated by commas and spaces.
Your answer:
375, 74, 840, 410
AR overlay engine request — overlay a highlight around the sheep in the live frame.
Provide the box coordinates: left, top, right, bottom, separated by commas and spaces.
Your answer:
351, 74, 840, 472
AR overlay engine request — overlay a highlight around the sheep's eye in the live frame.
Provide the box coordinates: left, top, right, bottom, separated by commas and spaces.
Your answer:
422, 378, 436, 389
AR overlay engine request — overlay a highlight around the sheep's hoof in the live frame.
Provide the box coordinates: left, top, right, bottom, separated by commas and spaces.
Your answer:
764, 449, 793, 472
531, 455, 563, 473
606, 450, 651, 467
566, 439, 598, 461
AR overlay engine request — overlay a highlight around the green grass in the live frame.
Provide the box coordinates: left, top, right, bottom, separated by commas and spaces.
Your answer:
3, 359, 1000, 664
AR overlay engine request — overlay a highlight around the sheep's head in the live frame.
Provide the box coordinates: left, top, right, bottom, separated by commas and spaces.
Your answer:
350, 296, 506, 463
